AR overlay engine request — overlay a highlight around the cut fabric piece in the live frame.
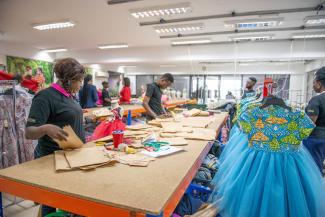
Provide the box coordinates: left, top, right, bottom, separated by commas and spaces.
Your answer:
53, 125, 84, 150
54, 150, 72, 171
64, 147, 111, 168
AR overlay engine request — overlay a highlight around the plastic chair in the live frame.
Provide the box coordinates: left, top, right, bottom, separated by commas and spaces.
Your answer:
44, 210, 68, 217
186, 183, 212, 203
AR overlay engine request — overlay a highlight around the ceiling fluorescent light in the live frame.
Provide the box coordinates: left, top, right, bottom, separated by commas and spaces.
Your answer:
120, 65, 137, 68
98, 44, 129, 49
32, 21, 75, 31
292, 32, 325, 39
42, 48, 68, 53
304, 15, 325, 25
171, 38, 211, 45
154, 23, 204, 34
229, 34, 275, 41
130, 2, 191, 19
224, 17, 284, 29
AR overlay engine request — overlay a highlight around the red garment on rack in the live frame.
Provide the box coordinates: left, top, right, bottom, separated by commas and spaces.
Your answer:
21, 78, 39, 93
0, 71, 13, 80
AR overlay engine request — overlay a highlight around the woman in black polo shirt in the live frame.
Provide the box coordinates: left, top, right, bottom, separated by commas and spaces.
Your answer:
25, 58, 85, 216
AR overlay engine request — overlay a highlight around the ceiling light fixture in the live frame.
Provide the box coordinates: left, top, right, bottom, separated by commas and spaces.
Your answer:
154, 23, 204, 34
98, 44, 129, 49
120, 65, 137, 68
304, 15, 325, 25
229, 34, 275, 41
224, 18, 284, 29
292, 32, 325, 39
32, 21, 75, 31
171, 38, 211, 45
130, 2, 191, 19
41, 48, 68, 53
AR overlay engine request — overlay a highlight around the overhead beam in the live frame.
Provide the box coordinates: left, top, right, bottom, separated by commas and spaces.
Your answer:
171, 37, 325, 47
139, 4, 324, 26
160, 25, 325, 39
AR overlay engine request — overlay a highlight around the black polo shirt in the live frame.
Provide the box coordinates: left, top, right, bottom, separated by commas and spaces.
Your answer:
306, 92, 325, 139
146, 82, 164, 118
102, 88, 111, 107
26, 87, 85, 155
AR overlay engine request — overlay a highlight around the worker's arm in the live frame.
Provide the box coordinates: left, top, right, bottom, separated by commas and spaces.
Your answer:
26, 125, 67, 141
143, 96, 157, 119
306, 96, 320, 124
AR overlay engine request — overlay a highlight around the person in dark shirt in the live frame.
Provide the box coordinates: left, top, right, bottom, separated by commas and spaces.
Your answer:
242, 77, 257, 99
25, 58, 85, 216
304, 66, 325, 175
102, 81, 111, 107
143, 73, 174, 120
79, 74, 98, 108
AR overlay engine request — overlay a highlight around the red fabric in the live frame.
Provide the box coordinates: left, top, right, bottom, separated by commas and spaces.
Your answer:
21, 78, 39, 93
119, 86, 131, 104
263, 78, 274, 97
91, 119, 125, 141
97, 89, 103, 105
0, 71, 13, 80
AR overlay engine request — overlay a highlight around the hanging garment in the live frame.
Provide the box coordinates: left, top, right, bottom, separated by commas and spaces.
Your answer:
209, 103, 325, 217
0, 95, 19, 168
0, 87, 34, 168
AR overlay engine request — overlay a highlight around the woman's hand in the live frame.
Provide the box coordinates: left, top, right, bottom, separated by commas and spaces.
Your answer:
43, 124, 68, 141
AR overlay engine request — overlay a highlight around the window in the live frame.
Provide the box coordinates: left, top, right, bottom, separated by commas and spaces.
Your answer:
220, 75, 242, 99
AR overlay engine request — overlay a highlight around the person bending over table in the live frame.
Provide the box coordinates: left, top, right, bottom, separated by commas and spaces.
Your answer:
25, 58, 86, 217
143, 73, 174, 120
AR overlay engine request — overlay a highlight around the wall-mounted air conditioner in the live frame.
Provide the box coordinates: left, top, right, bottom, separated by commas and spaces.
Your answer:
96, 71, 109, 77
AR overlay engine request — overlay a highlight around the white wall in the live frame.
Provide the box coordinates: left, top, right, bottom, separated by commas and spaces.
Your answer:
305, 59, 325, 72
0, 54, 6, 65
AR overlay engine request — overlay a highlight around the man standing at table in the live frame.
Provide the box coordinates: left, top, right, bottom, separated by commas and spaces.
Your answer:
304, 66, 325, 176
143, 73, 174, 120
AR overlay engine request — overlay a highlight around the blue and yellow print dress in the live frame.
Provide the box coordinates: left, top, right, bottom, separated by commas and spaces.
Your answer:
209, 100, 325, 217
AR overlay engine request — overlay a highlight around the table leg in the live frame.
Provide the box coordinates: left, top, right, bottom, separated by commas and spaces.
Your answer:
0, 192, 3, 217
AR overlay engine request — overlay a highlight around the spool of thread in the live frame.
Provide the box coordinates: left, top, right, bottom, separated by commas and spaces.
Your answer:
117, 143, 127, 151
127, 110, 132, 125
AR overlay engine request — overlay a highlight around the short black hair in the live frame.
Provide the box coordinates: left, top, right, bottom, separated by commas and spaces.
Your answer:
249, 77, 257, 83
102, 81, 108, 86
315, 66, 325, 87
123, 77, 130, 87
161, 73, 174, 83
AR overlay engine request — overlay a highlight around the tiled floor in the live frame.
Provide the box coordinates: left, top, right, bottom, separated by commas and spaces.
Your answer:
2, 194, 39, 217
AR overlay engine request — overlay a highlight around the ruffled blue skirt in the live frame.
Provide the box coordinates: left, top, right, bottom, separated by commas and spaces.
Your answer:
209, 126, 325, 217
